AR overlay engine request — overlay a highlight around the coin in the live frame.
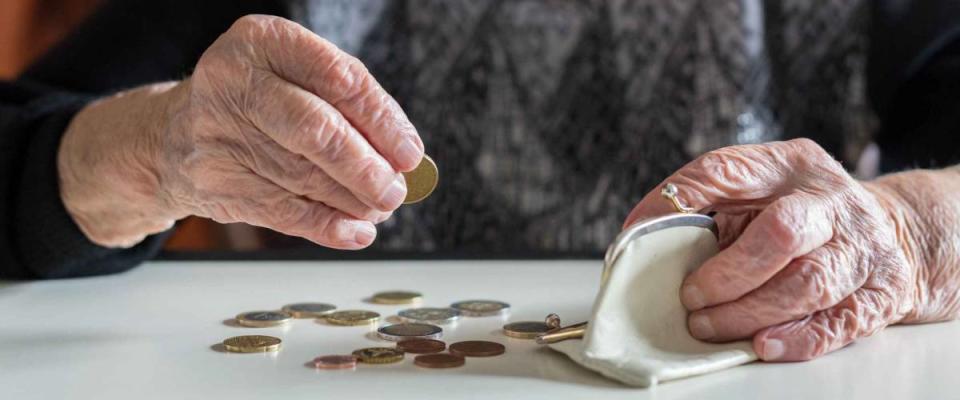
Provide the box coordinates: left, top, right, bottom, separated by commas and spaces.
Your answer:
281, 303, 337, 319
235, 311, 293, 327
371, 291, 423, 305
545, 313, 562, 329
414, 354, 465, 369
396, 339, 446, 354
352, 347, 405, 364
503, 321, 551, 339
402, 155, 438, 204
222, 335, 282, 353
450, 300, 511, 317
313, 355, 358, 370
448, 341, 506, 357
397, 307, 461, 324
325, 310, 380, 326
377, 323, 443, 341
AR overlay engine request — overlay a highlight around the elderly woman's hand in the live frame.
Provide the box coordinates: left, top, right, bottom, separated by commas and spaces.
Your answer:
623, 139, 960, 361
59, 15, 422, 249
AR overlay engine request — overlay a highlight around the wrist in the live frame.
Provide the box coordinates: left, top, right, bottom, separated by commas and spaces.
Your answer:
861, 177, 925, 274
862, 169, 960, 323
58, 81, 187, 247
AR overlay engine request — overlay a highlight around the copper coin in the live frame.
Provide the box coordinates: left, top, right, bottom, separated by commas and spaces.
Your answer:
448, 341, 506, 357
377, 323, 443, 341
313, 355, 358, 370
397, 339, 446, 354
414, 354, 465, 369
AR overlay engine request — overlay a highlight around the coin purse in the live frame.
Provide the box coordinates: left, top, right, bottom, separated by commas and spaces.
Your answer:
547, 213, 757, 387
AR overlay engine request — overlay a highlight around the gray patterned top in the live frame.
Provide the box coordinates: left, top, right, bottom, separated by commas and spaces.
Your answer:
280, 0, 873, 255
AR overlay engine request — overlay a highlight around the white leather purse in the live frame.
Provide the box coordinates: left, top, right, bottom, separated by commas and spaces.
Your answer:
546, 213, 757, 387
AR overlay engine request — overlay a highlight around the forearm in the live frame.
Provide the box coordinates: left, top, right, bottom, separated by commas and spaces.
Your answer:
866, 166, 960, 323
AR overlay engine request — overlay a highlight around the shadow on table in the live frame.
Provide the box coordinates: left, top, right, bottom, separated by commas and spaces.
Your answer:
481, 346, 630, 388
0, 281, 23, 298
369, 345, 632, 389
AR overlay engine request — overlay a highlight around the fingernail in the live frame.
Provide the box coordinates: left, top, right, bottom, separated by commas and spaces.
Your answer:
378, 177, 406, 209
689, 314, 715, 339
353, 222, 376, 245
375, 211, 393, 223
395, 139, 422, 169
682, 284, 706, 310
762, 339, 785, 360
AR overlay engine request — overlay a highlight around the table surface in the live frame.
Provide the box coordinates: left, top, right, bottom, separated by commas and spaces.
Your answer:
1, 260, 957, 400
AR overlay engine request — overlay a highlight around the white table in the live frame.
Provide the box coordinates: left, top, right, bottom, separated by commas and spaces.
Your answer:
1, 260, 957, 399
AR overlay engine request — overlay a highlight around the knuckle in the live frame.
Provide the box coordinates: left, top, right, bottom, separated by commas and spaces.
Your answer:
761, 205, 804, 253
804, 326, 831, 360
859, 286, 900, 326
786, 138, 822, 155
706, 261, 751, 293
242, 72, 281, 120
354, 158, 387, 191
299, 168, 339, 199
792, 260, 837, 310
200, 203, 239, 224
314, 211, 342, 242
689, 147, 756, 193
299, 106, 350, 162
231, 14, 287, 39
229, 15, 273, 41
786, 138, 845, 177
324, 53, 374, 105
269, 199, 312, 230
724, 302, 765, 337
790, 316, 833, 361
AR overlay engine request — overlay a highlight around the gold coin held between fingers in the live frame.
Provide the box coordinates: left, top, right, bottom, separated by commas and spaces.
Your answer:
352, 347, 405, 364
372, 291, 423, 305
235, 311, 293, 327
325, 310, 381, 326
222, 335, 282, 353
402, 155, 438, 204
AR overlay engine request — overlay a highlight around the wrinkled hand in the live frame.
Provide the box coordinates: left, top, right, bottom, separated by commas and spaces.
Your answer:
623, 139, 947, 361
60, 15, 422, 249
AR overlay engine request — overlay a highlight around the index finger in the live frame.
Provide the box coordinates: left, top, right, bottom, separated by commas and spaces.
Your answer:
241, 15, 424, 172
622, 139, 825, 228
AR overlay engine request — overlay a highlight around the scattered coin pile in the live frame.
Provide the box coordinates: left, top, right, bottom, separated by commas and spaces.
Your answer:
220, 290, 572, 371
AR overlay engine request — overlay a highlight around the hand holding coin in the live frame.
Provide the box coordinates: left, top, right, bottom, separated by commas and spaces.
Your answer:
57, 14, 434, 250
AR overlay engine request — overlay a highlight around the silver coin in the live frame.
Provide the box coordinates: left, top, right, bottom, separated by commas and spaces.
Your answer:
397, 307, 461, 324
235, 311, 293, 327
376, 323, 443, 341
450, 300, 511, 317
281, 303, 337, 318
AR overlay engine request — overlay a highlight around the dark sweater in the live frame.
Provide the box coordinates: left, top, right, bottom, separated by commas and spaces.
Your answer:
1, 0, 958, 279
